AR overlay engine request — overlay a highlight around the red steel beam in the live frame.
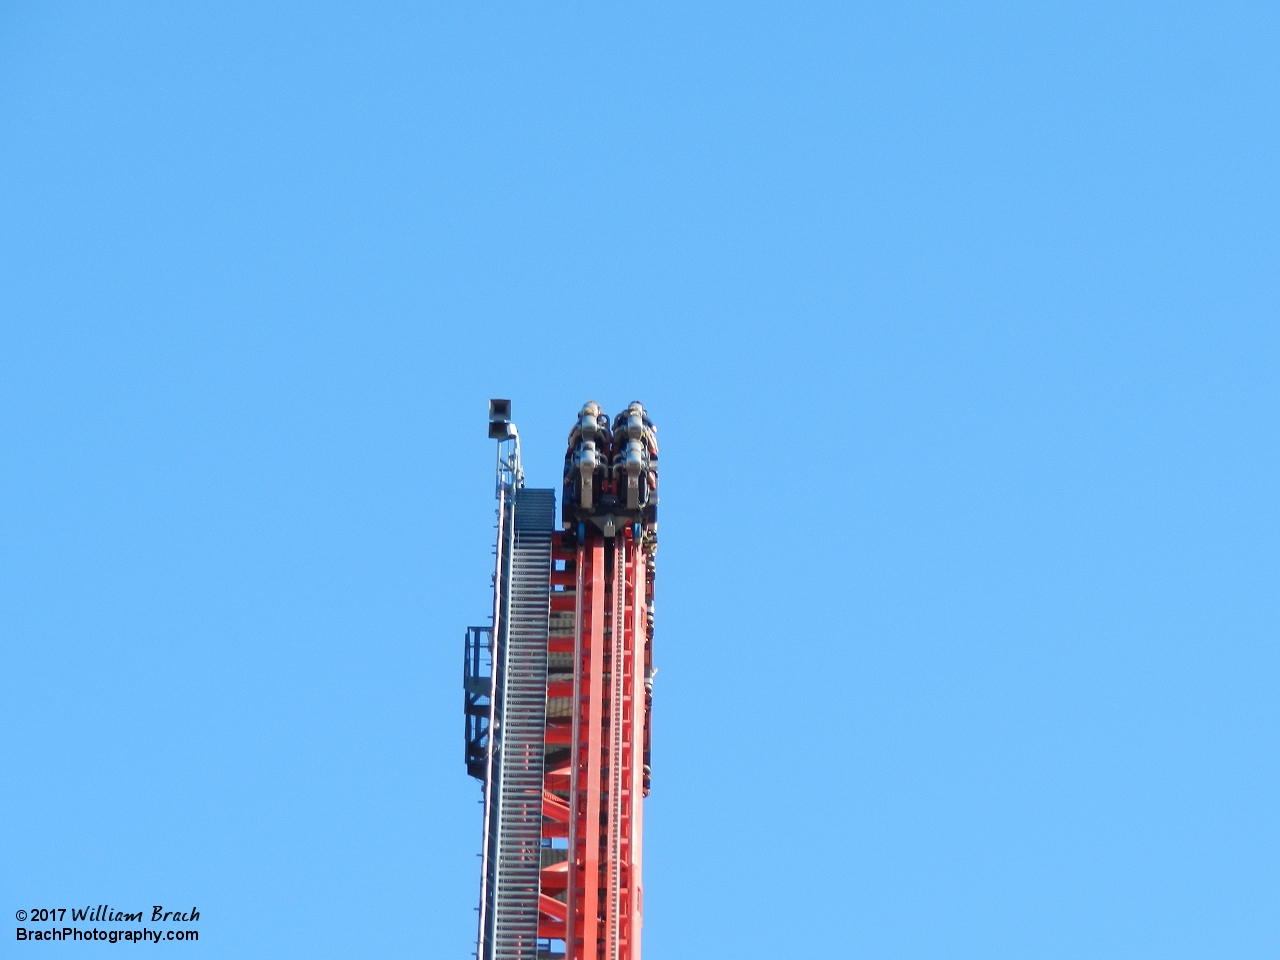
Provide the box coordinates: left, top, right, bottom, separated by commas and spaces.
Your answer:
628, 536, 646, 958
543, 790, 571, 823
582, 537, 606, 959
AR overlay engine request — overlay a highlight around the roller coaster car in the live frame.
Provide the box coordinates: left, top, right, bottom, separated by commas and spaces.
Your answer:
562, 401, 659, 532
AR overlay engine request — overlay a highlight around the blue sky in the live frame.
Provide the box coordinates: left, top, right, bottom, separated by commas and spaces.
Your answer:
2, 2, 1277, 957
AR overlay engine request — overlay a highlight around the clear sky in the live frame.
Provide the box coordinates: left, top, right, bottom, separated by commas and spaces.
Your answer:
2, 2, 1276, 957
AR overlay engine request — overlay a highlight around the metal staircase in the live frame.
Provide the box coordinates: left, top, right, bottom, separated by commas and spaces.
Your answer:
482, 487, 555, 960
